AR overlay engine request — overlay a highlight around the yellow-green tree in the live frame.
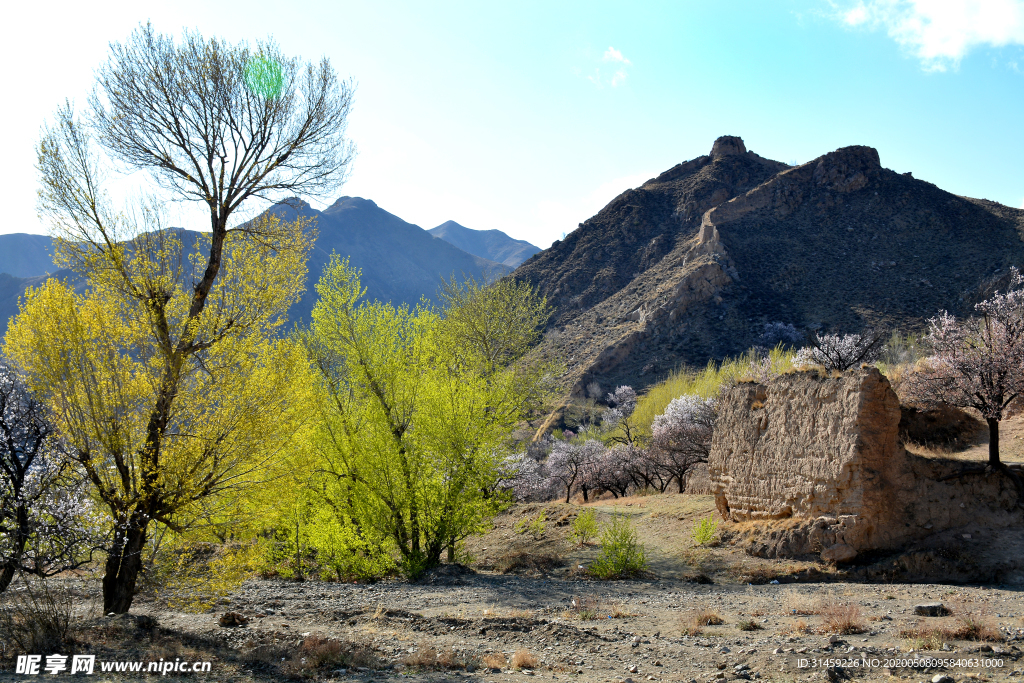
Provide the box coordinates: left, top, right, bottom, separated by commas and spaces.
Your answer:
5, 224, 311, 613
303, 258, 552, 576
11, 24, 353, 613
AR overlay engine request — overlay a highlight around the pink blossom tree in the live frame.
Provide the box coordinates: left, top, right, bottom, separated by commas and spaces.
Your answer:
907, 267, 1024, 504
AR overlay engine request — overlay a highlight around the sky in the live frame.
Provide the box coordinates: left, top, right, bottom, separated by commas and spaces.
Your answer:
4, 0, 1024, 248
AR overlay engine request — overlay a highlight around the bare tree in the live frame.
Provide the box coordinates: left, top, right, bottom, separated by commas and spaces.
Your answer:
28, 23, 354, 613
906, 268, 1024, 505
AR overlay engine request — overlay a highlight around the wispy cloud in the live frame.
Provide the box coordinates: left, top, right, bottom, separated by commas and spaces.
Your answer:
582, 46, 632, 88
603, 46, 632, 65
834, 0, 1024, 71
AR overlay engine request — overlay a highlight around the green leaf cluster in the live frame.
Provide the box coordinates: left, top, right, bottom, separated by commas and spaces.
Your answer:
301, 257, 553, 578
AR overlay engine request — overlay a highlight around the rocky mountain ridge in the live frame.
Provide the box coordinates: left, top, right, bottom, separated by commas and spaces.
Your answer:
514, 136, 1024, 396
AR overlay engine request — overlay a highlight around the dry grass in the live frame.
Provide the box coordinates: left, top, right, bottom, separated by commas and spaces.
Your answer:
510, 649, 538, 669
782, 589, 818, 616
819, 599, 867, 635
482, 653, 507, 670
737, 619, 763, 631
899, 603, 1004, 646
281, 636, 379, 677
681, 603, 724, 636
785, 619, 813, 635
567, 595, 601, 620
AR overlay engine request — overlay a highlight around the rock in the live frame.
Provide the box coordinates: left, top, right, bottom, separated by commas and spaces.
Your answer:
828, 635, 844, 645
710, 136, 747, 159
821, 544, 858, 563
630, 664, 639, 673
931, 675, 954, 683
654, 660, 663, 666
218, 612, 249, 627
914, 603, 949, 617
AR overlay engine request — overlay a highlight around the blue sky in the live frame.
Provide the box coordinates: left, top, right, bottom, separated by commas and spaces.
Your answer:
4, 0, 1024, 247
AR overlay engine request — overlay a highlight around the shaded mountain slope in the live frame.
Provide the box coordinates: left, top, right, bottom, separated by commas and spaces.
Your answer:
428, 220, 540, 267
514, 137, 1024, 396
270, 197, 510, 325
0, 234, 56, 277
0, 199, 507, 337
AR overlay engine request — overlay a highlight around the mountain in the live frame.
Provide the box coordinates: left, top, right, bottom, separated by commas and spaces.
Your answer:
0, 197, 510, 338
270, 197, 510, 324
0, 234, 57, 277
513, 136, 1024, 396
428, 220, 540, 268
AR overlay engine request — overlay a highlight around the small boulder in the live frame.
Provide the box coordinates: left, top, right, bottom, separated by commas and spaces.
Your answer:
219, 611, 249, 627
820, 543, 858, 563
931, 675, 954, 683
914, 603, 949, 617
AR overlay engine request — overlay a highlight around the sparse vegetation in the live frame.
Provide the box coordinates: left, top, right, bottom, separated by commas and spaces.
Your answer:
510, 649, 538, 669
691, 515, 719, 546
681, 604, 724, 636
819, 599, 866, 635
588, 514, 648, 579
569, 509, 598, 546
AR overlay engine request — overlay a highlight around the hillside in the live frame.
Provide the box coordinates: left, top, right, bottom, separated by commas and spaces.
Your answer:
428, 220, 540, 267
513, 136, 1024, 396
271, 197, 509, 325
0, 198, 508, 337
0, 233, 56, 277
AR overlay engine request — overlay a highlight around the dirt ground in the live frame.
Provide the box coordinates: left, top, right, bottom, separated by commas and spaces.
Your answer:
2, 493, 1022, 683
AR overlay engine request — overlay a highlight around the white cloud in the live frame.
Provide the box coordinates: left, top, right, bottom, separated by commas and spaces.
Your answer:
836, 0, 1024, 70
582, 46, 631, 87
603, 46, 632, 65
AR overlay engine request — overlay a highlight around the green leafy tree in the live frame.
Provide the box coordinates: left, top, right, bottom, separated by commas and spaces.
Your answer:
303, 258, 552, 577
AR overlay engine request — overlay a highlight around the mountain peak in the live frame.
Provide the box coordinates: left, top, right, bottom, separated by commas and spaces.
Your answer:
429, 221, 540, 268
329, 196, 378, 210
710, 135, 747, 159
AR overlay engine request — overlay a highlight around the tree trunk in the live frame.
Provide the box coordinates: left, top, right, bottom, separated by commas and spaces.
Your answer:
988, 418, 1001, 466
581, 485, 589, 503
678, 474, 686, 493
0, 503, 30, 594
102, 516, 148, 614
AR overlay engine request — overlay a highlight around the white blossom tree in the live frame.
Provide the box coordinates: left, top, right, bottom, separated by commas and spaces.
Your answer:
906, 268, 1024, 504
650, 395, 717, 493
794, 330, 884, 372
547, 439, 605, 503
0, 365, 104, 593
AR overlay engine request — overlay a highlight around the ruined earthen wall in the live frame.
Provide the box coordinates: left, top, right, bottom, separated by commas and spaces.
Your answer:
710, 367, 1021, 560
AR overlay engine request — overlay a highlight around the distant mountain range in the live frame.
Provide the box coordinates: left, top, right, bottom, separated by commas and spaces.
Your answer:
429, 221, 540, 267
515, 135, 1024, 395
0, 198, 523, 336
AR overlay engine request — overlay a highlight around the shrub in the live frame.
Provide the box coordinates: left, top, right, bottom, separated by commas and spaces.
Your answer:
738, 619, 762, 631
482, 653, 507, 669
691, 515, 718, 546
588, 514, 647, 580
510, 649, 538, 669
820, 600, 866, 635
0, 576, 76, 655
493, 551, 563, 575
681, 604, 723, 636
569, 509, 598, 546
